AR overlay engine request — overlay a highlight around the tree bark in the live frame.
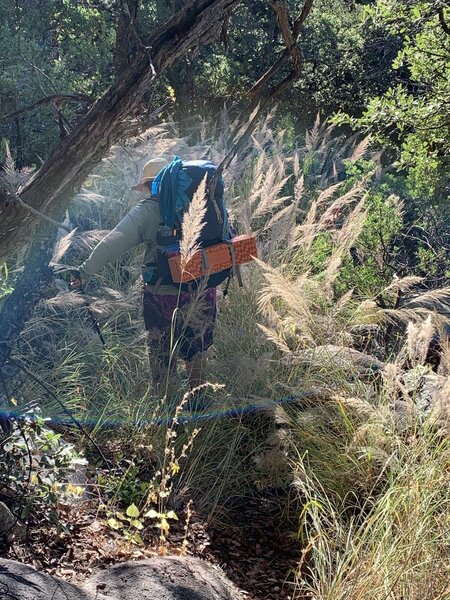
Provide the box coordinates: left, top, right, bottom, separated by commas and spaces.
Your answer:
0, 222, 55, 366
0, 0, 240, 266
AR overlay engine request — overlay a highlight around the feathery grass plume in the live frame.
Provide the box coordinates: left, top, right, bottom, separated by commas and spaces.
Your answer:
289, 181, 349, 252
352, 280, 450, 332
317, 182, 364, 230
324, 198, 367, 286
293, 152, 300, 178
349, 135, 372, 163
293, 172, 304, 204
256, 259, 317, 348
2, 141, 20, 193
51, 229, 78, 264
334, 395, 377, 422
406, 315, 435, 366
257, 323, 292, 354
179, 174, 207, 271
1, 140, 34, 194
266, 202, 298, 252
252, 172, 291, 219
382, 362, 404, 402
304, 112, 322, 152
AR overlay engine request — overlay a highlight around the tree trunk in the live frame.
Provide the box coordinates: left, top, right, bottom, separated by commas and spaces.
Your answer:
0, 221, 55, 366
0, 0, 240, 266
0, 0, 239, 367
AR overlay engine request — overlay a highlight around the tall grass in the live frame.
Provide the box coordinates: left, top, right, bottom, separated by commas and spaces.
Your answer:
9, 113, 450, 595
293, 422, 450, 600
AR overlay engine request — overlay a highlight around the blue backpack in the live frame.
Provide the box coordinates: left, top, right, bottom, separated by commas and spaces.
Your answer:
143, 157, 232, 291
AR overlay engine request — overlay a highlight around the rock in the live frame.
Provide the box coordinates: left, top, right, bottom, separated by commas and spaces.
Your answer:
0, 559, 97, 600
300, 345, 384, 374
0, 502, 15, 535
84, 557, 245, 600
402, 367, 448, 414
0, 501, 26, 543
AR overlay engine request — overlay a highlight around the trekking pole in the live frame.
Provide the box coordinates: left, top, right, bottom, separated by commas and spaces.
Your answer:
69, 269, 107, 349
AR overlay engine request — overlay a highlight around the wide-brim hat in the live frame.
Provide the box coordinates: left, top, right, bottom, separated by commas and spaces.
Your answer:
131, 157, 168, 192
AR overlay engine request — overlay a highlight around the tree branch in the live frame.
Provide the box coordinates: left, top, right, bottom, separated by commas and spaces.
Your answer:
438, 7, 450, 36
0, 0, 240, 264
248, 0, 313, 100
212, 0, 313, 196
0, 94, 95, 124
12, 194, 71, 232
270, 0, 302, 76
293, 0, 314, 35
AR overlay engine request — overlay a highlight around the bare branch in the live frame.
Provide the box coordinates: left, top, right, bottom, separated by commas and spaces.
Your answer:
293, 0, 314, 35
0, 94, 95, 124
248, 0, 313, 100
269, 0, 302, 76
12, 194, 71, 232
215, 0, 314, 181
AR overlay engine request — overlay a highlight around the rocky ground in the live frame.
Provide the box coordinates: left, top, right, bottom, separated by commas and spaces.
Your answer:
0, 488, 303, 600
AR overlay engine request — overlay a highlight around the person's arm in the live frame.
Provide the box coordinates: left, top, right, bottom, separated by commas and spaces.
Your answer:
77, 200, 159, 284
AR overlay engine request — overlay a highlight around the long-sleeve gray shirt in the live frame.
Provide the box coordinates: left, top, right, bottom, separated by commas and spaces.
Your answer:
79, 198, 176, 294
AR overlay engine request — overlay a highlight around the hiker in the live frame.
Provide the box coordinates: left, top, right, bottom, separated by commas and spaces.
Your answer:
71, 156, 230, 395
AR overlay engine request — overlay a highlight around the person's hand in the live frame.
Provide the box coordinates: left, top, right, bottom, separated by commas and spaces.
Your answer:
70, 270, 85, 291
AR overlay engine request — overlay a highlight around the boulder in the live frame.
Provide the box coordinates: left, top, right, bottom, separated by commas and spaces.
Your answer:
84, 557, 245, 600
0, 557, 245, 600
0, 502, 25, 543
0, 502, 15, 535
0, 559, 96, 600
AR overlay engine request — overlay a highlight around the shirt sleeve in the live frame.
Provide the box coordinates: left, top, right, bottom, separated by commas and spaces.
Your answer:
79, 200, 159, 279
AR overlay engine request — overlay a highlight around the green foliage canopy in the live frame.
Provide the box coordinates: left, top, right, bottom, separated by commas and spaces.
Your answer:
335, 0, 450, 204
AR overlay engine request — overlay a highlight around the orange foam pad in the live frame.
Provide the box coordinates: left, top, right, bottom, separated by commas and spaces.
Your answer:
168, 234, 257, 283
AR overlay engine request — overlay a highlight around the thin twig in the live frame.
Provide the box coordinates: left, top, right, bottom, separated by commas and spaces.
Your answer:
9, 358, 112, 469
13, 194, 71, 232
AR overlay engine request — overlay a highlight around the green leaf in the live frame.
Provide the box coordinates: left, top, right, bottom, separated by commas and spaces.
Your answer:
144, 508, 159, 519
130, 519, 144, 530
130, 531, 144, 545
107, 518, 123, 530
126, 503, 140, 518
166, 510, 178, 521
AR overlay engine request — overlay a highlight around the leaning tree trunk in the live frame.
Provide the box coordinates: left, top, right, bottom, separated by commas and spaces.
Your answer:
0, 0, 240, 265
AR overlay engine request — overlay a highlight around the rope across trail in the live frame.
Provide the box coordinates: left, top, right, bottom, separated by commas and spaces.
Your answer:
0, 376, 315, 431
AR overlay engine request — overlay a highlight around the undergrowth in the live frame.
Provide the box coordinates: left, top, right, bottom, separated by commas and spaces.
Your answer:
2, 114, 449, 597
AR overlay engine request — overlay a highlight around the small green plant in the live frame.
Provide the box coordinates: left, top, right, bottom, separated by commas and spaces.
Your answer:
97, 459, 150, 508
106, 503, 145, 546
0, 408, 87, 532
102, 388, 202, 546
105, 502, 180, 546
